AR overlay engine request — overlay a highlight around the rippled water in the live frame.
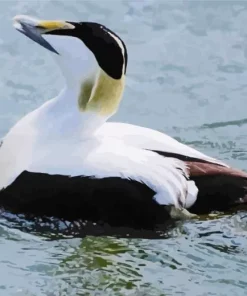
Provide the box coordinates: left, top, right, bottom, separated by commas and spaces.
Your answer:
0, 0, 247, 295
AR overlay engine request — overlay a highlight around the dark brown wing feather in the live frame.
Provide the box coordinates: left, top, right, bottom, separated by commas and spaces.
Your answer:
153, 150, 247, 213
187, 161, 247, 213
187, 161, 247, 177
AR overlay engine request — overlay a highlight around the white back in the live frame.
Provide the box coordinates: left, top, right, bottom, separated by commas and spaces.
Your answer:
97, 122, 228, 167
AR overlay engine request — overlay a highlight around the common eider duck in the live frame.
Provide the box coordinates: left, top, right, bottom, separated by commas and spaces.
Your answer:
0, 15, 246, 230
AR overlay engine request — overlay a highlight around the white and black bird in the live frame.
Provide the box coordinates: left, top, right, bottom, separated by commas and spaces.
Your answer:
0, 15, 246, 229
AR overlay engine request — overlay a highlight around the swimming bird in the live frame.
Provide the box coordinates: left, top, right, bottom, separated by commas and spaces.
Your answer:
0, 15, 246, 229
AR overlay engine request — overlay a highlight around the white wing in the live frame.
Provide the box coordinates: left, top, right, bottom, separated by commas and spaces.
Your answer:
96, 122, 228, 167
26, 137, 191, 208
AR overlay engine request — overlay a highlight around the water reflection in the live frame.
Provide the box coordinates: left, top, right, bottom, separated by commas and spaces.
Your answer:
31, 214, 246, 295
0, 210, 178, 240
0, 210, 247, 295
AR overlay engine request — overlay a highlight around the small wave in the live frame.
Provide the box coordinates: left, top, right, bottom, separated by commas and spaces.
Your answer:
201, 118, 247, 129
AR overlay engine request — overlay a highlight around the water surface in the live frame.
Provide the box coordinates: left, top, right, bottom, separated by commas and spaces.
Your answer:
0, 1, 247, 295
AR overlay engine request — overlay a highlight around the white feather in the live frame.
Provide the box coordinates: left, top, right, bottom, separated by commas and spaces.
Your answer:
96, 122, 228, 167
185, 181, 198, 208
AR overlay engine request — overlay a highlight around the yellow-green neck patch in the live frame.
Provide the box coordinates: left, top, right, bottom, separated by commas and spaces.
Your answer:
78, 69, 125, 116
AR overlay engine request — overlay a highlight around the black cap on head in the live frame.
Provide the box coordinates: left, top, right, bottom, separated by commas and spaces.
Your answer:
46, 22, 128, 80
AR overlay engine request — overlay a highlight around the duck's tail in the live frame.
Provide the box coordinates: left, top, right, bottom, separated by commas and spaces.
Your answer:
186, 161, 247, 213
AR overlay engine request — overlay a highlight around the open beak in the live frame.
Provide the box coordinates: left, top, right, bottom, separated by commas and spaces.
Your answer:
13, 15, 74, 55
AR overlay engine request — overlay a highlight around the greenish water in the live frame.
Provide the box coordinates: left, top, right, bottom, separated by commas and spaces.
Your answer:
1, 0, 247, 295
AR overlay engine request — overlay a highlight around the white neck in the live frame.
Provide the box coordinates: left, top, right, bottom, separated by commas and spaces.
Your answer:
39, 34, 124, 140
40, 35, 107, 138
44, 35, 98, 87
42, 87, 108, 141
